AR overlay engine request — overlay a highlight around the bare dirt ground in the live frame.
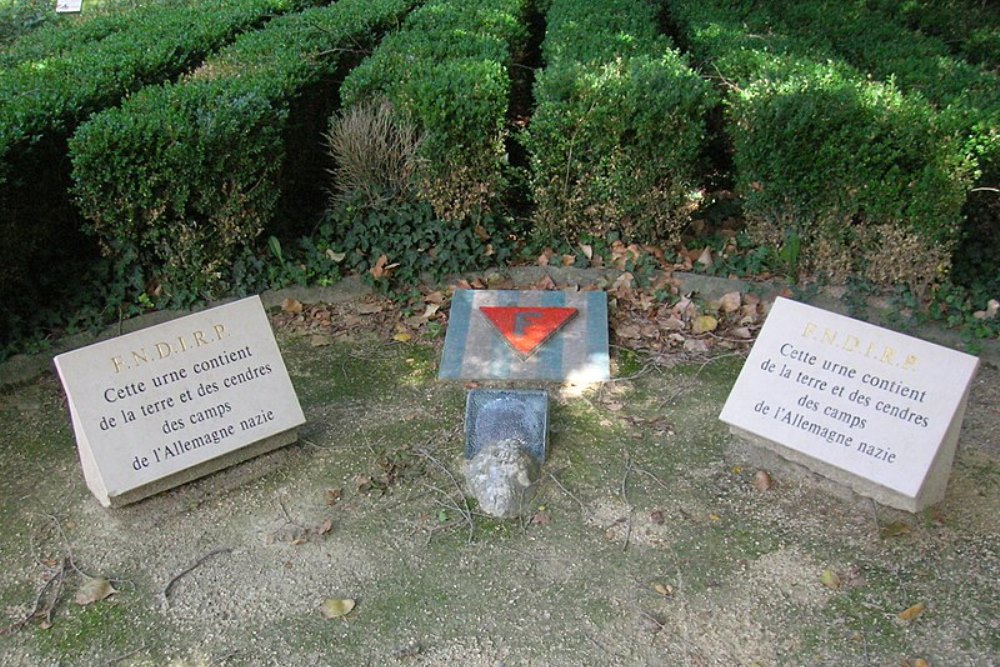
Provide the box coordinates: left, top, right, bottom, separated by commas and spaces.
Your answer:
0, 278, 997, 667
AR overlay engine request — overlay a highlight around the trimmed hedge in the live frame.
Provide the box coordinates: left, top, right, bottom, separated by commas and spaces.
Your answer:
0, 0, 307, 337
525, 0, 715, 244
339, 0, 529, 220
667, 0, 973, 287
69, 0, 420, 303
0, 0, 303, 185
754, 0, 1000, 185
0, 2, 181, 70
866, 0, 1000, 71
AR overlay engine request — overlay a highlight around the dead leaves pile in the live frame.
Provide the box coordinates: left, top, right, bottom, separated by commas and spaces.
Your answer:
610, 274, 766, 360
271, 291, 448, 347
272, 238, 771, 367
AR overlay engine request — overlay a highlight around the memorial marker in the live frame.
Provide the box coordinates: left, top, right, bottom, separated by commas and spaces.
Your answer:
720, 297, 979, 512
479, 306, 577, 359
464, 389, 548, 518
54, 296, 305, 507
56, 0, 83, 13
439, 290, 609, 382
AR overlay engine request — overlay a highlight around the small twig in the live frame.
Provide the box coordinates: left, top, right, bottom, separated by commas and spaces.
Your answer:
0, 557, 69, 636
212, 650, 239, 665
621, 446, 634, 553
415, 441, 475, 544
546, 472, 589, 516
658, 352, 744, 408
106, 645, 147, 665
638, 608, 666, 631
632, 466, 671, 493
162, 548, 232, 602
276, 497, 307, 530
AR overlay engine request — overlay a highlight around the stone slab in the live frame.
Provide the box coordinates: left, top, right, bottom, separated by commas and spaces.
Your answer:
54, 296, 305, 507
439, 290, 609, 382
720, 297, 979, 512
464, 389, 549, 462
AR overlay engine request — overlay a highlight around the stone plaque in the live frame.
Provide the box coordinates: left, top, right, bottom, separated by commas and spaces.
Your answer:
54, 296, 305, 507
56, 0, 83, 13
720, 297, 979, 512
439, 290, 609, 382
465, 389, 549, 462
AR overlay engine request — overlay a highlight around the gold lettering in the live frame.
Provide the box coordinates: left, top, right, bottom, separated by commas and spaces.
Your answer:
193, 330, 209, 346
901, 354, 919, 371
131, 348, 149, 365
802, 322, 817, 339
155, 342, 171, 359
880, 347, 895, 364
176, 335, 188, 352
213, 323, 226, 341
822, 328, 837, 345
111, 356, 126, 374
843, 335, 860, 352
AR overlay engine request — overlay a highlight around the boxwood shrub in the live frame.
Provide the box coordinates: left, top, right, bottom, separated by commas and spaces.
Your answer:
866, 0, 1000, 71
753, 0, 1000, 189
0, 0, 308, 338
339, 0, 529, 221
69, 0, 419, 304
667, 0, 973, 290
525, 0, 716, 245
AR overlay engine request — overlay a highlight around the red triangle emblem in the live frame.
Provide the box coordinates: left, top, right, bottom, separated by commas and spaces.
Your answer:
479, 306, 578, 359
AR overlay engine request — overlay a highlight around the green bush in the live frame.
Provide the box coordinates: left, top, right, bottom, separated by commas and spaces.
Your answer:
525, 0, 715, 245
339, 0, 529, 221
754, 0, 1000, 187
866, 0, 1000, 71
667, 0, 973, 290
0, 0, 308, 339
0, 0, 194, 68
0, 0, 57, 49
69, 0, 419, 305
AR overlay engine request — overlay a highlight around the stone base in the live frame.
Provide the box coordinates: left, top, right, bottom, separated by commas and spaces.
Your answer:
96, 429, 300, 508
729, 421, 960, 513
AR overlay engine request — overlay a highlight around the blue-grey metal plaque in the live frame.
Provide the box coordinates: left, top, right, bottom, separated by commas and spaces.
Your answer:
464, 389, 548, 462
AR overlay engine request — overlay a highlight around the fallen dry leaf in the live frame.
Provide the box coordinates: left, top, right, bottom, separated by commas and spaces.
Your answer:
691, 315, 718, 335
652, 582, 673, 596
320, 598, 356, 619
325, 488, 342, 506
315, 519, 333, 536
74, 576, 116, 606
650, 510, 665, 525
898, 601, 926, 622
355, 302, 384, 315
281, 298, 303, 314
696, 247, 713, 267
753, 470, 773, 492
718, 291, 741, 313
392, 332, 413, 343
531, 511, 551, 526
370, 254, 399, 280
880, 521, 912, 538
309, 334, 333, 348
820, 568, 841, 590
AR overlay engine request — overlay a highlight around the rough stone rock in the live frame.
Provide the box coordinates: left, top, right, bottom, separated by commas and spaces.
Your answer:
464, 438, 541, 519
